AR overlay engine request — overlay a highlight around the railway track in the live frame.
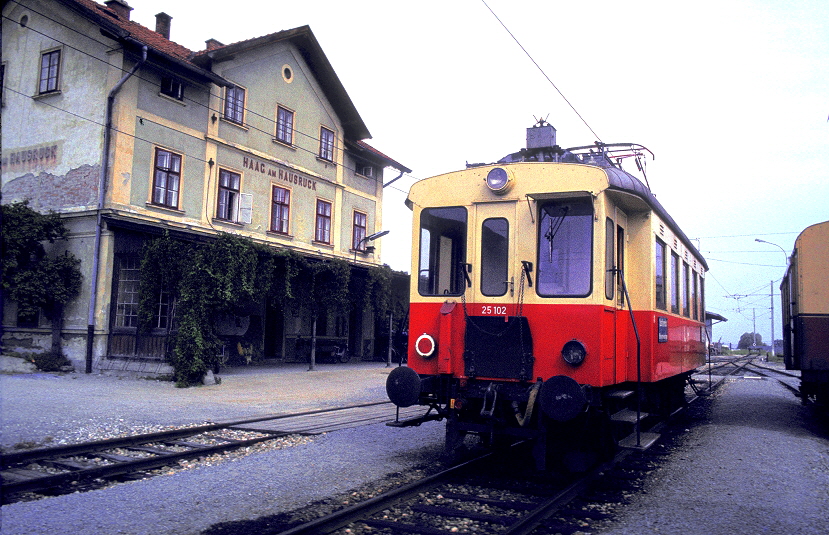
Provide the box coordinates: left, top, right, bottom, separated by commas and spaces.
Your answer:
248, 358, 759, 535
0, 401, 421, 504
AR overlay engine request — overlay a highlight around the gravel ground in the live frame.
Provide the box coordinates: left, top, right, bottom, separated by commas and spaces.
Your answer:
594, 375, 829, 535
0, 361, 393, 450
3, 361, 828, 535
0, 361, 446, 535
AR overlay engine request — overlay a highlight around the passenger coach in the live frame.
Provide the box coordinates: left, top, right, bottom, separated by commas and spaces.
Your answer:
781, 220, 829, 405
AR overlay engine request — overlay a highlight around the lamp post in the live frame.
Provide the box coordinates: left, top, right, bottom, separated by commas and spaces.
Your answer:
755, 238, 788, 357
354, 230, 390, 262
351, 230, 390, 365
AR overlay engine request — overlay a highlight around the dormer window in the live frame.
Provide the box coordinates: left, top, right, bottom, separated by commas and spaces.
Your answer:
160, 77, 184, 100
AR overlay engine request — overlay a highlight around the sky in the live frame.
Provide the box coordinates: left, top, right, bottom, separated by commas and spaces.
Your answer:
129, 0, 829, 347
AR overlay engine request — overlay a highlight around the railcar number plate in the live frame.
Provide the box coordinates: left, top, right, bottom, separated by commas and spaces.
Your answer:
481, 305, 507, 315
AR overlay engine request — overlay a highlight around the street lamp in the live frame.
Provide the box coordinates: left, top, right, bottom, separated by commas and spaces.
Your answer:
354, 230, 389, 262
754, 238, 788, 265
755, 238, 788, 358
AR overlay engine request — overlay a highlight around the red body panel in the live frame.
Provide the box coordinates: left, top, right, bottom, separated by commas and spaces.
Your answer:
408, 302, 705, 386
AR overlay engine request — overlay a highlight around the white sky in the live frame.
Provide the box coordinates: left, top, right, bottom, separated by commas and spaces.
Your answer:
130, 0, 829, 346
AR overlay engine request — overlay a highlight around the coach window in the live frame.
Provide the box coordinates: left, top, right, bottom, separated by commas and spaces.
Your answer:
655, 239, 667, 310
682, 262, 691, 317
481, 218, 509, 296
419, 207, 467, 296
670, 252, 680, 314
537, 199, 592, 297
605, 218, 615, 300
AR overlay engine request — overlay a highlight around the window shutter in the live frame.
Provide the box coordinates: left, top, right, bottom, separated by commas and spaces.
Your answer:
238, 193, 253, 224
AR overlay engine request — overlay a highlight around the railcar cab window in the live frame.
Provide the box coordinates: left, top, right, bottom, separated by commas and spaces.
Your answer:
481, 218, 509, 296
418, 207, 467, 296
537, 199, 592, 297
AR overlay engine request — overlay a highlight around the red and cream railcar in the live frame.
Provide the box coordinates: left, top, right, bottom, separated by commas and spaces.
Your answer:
387, 124, 707, 466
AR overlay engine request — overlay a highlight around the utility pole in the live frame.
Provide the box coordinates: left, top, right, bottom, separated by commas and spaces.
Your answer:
770, 280, 775, 358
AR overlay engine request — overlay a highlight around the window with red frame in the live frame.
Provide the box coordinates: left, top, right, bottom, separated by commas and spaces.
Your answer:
271, 186, 290, 234
352, 211, 367, 250
315, 199, 332, 244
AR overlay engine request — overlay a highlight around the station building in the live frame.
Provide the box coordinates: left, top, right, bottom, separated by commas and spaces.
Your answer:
1, 0, 410, 373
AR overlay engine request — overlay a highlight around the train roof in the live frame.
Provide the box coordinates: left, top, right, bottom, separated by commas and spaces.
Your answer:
603, 166, 708, 271
495, 130, 707, 270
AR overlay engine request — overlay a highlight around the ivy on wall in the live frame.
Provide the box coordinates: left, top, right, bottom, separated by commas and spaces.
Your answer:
138, 232, 404, 385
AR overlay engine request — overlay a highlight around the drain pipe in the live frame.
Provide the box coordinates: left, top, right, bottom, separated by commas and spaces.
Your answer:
382, 169, 405, 188
85, 45, 147, 373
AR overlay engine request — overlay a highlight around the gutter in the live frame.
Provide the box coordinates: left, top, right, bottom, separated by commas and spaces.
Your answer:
85, 45, 148, 373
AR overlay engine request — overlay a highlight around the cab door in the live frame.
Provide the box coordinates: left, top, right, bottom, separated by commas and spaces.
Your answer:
613, 210, 630, 383
472, 201, 518, 311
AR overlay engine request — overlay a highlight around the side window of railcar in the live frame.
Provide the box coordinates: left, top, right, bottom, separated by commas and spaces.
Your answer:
418, 207, 467, 296
655, 239, 667, 310
537, 199, 592, 297
692, 272, 699, 320
683, 262, 691, 317
605, 218, 615, 300
670, 252, 680, 314
481, 218, 509, 296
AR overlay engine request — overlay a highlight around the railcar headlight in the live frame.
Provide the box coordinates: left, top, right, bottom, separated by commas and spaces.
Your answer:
485, 167, 513, 194
561, 340, 587, 366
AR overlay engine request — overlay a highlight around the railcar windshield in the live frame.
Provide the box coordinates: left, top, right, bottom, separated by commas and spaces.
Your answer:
537, 199, 593, 297
418, 207, 467, 296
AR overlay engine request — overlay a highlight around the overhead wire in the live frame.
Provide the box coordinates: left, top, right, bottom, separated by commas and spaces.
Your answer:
479, 0, 602, 142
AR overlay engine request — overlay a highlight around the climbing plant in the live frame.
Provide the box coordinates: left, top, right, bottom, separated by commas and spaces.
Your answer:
138, 231, 406, 386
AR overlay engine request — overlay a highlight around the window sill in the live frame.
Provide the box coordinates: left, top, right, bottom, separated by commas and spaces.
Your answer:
312, 241, 334, 249
272, 138, 296, 150
158, 92, 187, 106
145, 202, 185, 214
220, 117, 248, 130
266, 231, 294, 240
32, 90, 62, 100
212, 218, 244, 228
317, 156, 335, 165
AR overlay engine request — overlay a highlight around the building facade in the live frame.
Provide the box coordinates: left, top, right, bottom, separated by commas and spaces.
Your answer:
1, 0, 410, 372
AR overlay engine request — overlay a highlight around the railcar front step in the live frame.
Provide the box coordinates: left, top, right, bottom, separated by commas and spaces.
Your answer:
619, 432, 660, 451
606, 389, 635, 400
386, 413, 443, 428
611, 408, 649, 423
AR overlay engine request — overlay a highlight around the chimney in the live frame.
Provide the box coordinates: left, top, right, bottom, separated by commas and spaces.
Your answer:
155, 12, 172, 40
104, 0, 132, 20
205, 38, 225, 51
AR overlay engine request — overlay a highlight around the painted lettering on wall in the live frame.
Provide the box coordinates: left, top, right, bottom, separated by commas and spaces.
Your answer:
242, 157, 317, 190
2, 142, 61, 172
